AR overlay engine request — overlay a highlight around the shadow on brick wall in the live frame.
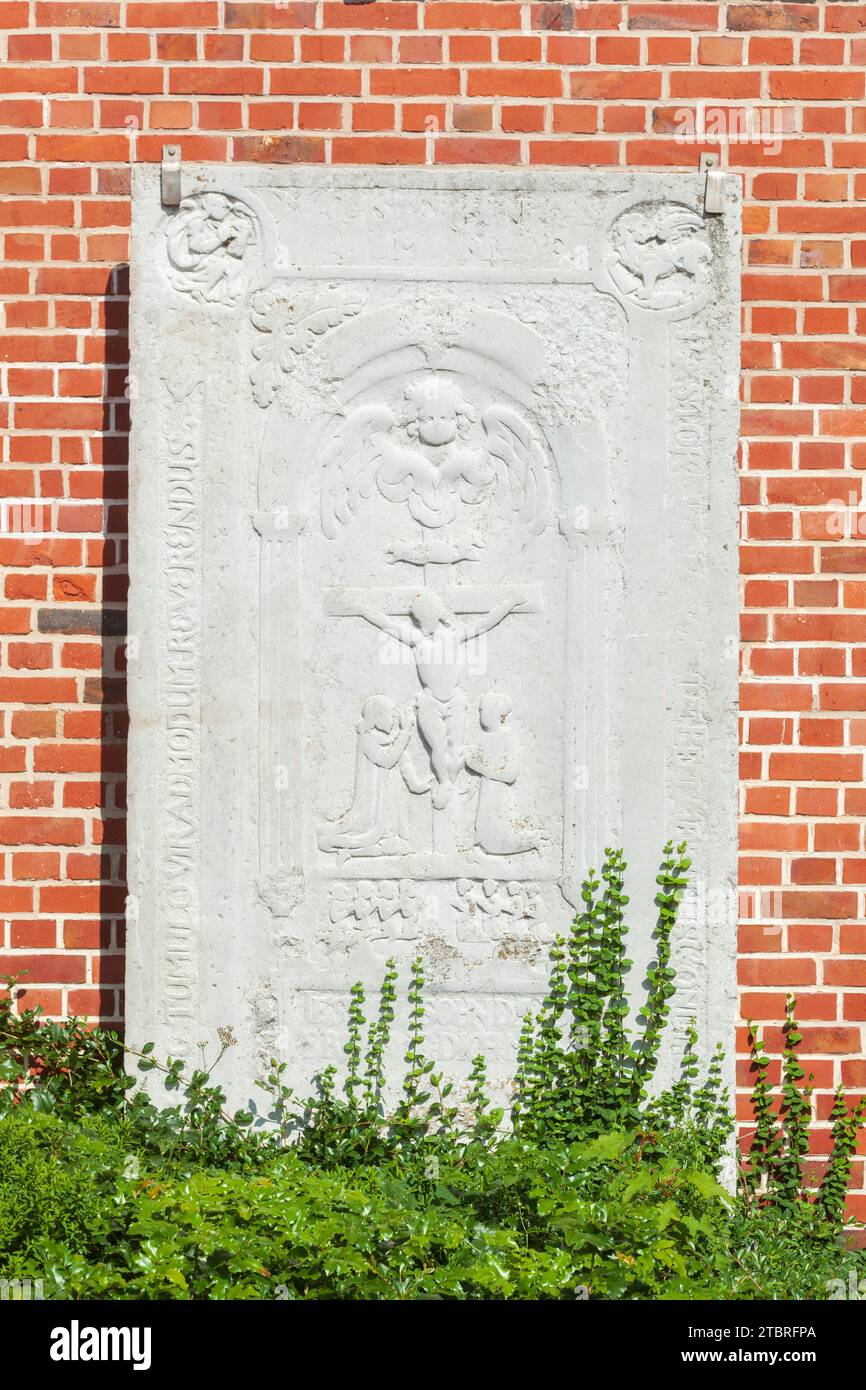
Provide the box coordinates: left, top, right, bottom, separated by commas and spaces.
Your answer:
92, 263, 129, 1031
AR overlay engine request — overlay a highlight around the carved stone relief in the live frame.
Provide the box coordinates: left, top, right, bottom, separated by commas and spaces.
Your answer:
319, 377, 550, 538
165, 191, 261, 307
327, 880, 426, 940
129, 167, 740, 1104
605, 201, 713, 313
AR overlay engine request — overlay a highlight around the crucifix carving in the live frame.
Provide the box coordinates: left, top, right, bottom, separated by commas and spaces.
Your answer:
318, 584, 541, 862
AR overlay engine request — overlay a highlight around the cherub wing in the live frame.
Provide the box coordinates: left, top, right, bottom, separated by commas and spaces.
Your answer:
320, 404, 397, 540
481, 404, 552, 536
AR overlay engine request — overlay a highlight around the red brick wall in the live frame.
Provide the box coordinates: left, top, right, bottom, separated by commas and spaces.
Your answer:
1, 0, 865, 1202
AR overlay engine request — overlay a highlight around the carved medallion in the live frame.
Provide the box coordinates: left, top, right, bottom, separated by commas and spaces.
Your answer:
606, 201, 712, 313
165, 191, 260, 308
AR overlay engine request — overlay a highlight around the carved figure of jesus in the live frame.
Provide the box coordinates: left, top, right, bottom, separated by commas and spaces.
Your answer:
355, 589, 532, 810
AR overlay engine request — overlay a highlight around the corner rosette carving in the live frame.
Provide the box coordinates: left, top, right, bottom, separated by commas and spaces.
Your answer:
165, 191, 260, 308
605, 202, 712, 314
249, 286, 362, 408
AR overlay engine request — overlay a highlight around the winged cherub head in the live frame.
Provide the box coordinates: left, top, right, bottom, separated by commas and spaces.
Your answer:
403, 377, 475, 448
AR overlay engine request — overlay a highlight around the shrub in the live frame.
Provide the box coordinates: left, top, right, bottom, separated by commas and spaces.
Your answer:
1, 843, 864, 1301
0, 1109, 124, 1277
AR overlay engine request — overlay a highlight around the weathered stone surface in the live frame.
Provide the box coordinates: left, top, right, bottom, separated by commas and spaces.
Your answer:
128, 167, 740, 1105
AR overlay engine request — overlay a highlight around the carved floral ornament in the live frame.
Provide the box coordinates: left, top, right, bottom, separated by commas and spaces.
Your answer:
249, 285, 362, 408
159, 347, 202, 404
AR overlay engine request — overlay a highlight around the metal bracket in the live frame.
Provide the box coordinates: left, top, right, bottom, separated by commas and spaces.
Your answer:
700, 152, 725, 216
161, 145, 181, 208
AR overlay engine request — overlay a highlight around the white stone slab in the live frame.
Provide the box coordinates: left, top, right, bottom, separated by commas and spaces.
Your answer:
128, 167, 740, 1106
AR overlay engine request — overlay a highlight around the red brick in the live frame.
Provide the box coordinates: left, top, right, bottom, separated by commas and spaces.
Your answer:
270, 69, 362, 98
828, 961, 866, 987
66, 989, 119, 1017
11, 920, 57, 949
770, 72, 864, 100
501, 105, 546, 134
452, 103, 493, 133
699, 36, 744, 64
232, 135, 326, 164
788, 924, 834, 951
530, 140, 619, 166
570, 73, 660, 100
128, 1, 218, 22
0, 816, 84, 845
13, 852, 60, 880
739, 958, 818, 985
647, 36, 692, 64
790, 858, 837, 885
169, 67, 263, 96
628, 4, 719, 31
447, 35, 494, 62
728, 5, 820, 32
371, 69, 463, 97
436, 137, 521, 164
827, 5, 866, 34
401, 36, 443, 64
545, 35, 591, 65
303, 35, 344, 62
769, 752, 863, 781
331, 137, 426, 164
425, 3, 521, 30
782, 891, 859, 920
552, 106, 600, 135
400, 103, 443, 134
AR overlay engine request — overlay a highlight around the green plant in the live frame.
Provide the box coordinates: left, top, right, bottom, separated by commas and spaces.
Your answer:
0, 1109, 125, 1276
510, 842, 730, 1173
1, 843, 865, 1302
0, 975, 132, 1121
742, 999, 866, 1225
817, 1086, 866, 1227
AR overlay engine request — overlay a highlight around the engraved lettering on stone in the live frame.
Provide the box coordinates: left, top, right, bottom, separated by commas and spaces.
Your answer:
665, 319, 713, 1058
166, 192, 259, 307
606, 203, 712, 312
296, 989, 543, 1064
159, 368, 202, 1038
